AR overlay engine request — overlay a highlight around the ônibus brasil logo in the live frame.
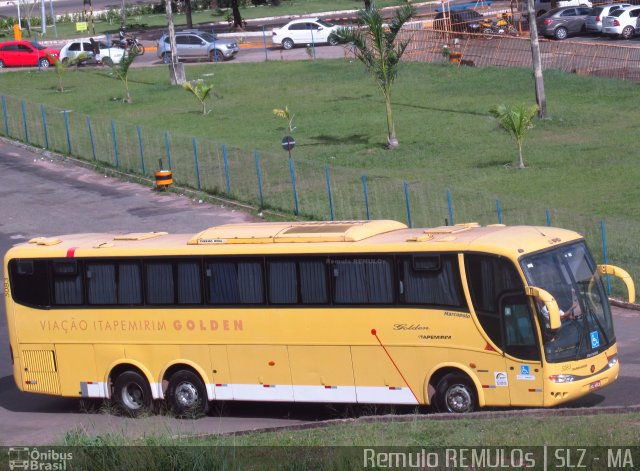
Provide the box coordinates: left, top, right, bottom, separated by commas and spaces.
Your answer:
8, 447, 73, 470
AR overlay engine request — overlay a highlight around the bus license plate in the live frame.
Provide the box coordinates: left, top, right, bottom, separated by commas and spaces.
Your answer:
589, 380, 601, 391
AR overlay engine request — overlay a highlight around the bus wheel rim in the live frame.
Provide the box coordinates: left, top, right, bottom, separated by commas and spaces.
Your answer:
122, 383, 144, 409
446, 385, 472, 412
175, 382, 199, 407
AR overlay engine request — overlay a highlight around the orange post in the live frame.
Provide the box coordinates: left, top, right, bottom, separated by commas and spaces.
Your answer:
13, 24, 22, 41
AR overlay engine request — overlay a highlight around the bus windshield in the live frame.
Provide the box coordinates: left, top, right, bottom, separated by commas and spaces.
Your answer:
520, 241, 614, 363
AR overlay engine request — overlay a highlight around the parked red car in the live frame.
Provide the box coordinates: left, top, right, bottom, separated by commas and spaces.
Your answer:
0, 40, 60, 69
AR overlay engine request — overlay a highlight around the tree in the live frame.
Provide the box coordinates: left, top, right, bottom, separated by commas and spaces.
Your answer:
272, 106, 296, 133
48, 53, 88, 93
183, 79, 214, 115
109, 49, 139, 103
334, 4, 416, 149
489, 103, 538, 169
184, 0, 193, 29
526, 0, 548, 119
230, 0, 244, 29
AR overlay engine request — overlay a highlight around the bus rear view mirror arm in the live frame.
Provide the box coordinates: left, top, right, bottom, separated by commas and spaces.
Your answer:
525, 286, 561, 330
598, 264, 636, 304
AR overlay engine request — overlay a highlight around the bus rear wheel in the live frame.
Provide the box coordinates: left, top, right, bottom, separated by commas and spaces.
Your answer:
434, 373, 477, 413
113, 371, 152, 417
166, 370, 209, 417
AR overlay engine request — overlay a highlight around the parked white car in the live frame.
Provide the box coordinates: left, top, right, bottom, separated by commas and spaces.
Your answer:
59, 39, 125, 65
602, 5, 640, 38
271, 18, 340, 50
585, 3, 631, 33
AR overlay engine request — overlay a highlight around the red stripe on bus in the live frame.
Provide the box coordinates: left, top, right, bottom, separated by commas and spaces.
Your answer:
66, 247, 78, 258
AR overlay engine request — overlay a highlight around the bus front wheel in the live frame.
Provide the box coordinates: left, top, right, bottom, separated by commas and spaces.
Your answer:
113, 371, 152, 417
434, 373, 477, 413
166, 370, 209, 417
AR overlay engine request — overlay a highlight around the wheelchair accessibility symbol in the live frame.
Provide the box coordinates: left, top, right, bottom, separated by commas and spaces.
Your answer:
520, 365, 530, 376
590, 331, 600, 349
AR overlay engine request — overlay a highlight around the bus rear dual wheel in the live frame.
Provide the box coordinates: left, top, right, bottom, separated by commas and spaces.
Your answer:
113, 370, 209, 417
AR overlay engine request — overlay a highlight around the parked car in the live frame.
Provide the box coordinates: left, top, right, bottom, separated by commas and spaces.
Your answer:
433, 9, 484, 33
602, 5, 640, 38
586, 3, 631, 33
59, 39, 125, 65
531, 0, 592, 17
271, 18, 340, 50
156, 30, 239, 62
0, 40, 59, 68
536, 6, 592, 39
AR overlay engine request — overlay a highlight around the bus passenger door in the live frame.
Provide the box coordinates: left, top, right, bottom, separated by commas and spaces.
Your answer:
500, 293, 544, 407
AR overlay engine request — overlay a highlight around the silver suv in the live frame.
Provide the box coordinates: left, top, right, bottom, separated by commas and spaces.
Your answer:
156, 30, 239, 62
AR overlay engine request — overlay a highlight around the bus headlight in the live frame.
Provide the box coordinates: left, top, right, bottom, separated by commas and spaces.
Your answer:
607, 354, 618, 369
549, 374, 576, 383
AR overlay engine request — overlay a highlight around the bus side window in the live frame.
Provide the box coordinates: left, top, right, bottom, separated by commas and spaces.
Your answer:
9, 259, 50, 307
206, 259, 264, 305
465, 254, 524, 350
176, 261, 202, 304
53, 260, 83, 305
400, 254, 466, 308
86, 263, 117, 304
145, 262, 174, 304
267, 259, 329, 305
332, 257, 393, 304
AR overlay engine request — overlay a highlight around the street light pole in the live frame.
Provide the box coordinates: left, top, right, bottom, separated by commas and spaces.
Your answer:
16, 0, 22, 30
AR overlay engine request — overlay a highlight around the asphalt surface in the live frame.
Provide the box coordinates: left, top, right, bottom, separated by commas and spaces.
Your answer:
0, 139, 639, 445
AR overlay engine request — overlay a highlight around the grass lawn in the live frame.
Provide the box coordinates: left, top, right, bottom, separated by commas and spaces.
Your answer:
57, 412, 640, 468
1, 59, 639, 289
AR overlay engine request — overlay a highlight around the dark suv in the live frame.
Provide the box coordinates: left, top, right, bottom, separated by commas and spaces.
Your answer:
434, 9, 484, 33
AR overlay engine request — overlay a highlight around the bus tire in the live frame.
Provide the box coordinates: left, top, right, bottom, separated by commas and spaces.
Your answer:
434, 373, 477, 413
166, 370, 209, 418
113, 371, 152, 417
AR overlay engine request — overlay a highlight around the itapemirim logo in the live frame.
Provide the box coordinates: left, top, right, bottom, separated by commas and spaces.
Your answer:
8, 447, 73, 470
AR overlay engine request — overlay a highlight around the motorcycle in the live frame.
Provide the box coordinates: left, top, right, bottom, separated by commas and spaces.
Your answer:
111, 33, 145, 55
480, 14, 518, 39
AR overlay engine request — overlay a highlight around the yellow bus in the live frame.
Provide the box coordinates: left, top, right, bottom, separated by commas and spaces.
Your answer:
3, 220, 635, 416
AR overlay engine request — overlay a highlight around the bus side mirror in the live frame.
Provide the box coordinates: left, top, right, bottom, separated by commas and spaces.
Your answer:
524, 286, 561, 330
598, 264, 635, 304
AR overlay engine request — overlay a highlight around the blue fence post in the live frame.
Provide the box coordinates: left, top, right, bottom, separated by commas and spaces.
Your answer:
254, 150, 264, 209
404, 181, 412, 228
110, 119, 119, 167
289, 158, 299, 216
325, 163, 335, 221
601, 220, 611, 294
87, 116, 96, 161
309, 26, 316, 59
447, 190, 454, 226
1, 96, 8, 137
222, 144, 231, 196
164, 131, 172, 170
262, 26, 268, 61
546, 208, 551, 227
63, 110, 72, 154
496, 199, 502, 224
192, 137, 201, 190
20, 99, 29, 144
136, 126, 145, 175
40, 104, 49, 149
362, 175, 370, 220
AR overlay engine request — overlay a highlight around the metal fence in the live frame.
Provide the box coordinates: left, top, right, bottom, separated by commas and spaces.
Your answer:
2, 92, 639, 298
401, 28, 640, 81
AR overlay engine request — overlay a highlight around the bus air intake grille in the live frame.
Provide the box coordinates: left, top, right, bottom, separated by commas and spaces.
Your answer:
21, 350, 60, 395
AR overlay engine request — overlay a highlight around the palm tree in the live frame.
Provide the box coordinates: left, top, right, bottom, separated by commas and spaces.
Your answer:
109, 49, 139, 103
334, 4, 415, 149
183, 79, 214, 115
489, 104, 539, 169
273, 106, 296, 134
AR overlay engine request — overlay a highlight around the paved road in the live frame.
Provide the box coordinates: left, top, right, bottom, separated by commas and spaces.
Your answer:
0, 139, 639, 445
